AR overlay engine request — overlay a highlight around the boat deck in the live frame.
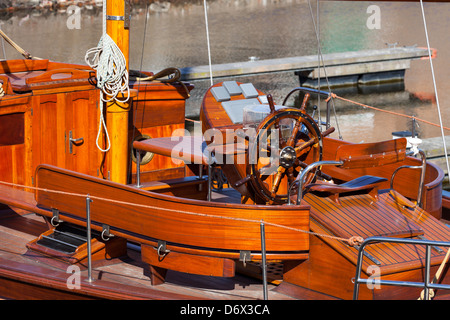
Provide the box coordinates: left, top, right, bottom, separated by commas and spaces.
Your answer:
0, 189, 296, 300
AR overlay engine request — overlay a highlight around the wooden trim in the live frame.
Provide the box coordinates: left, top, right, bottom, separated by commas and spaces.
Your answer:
443, 190, 450, 209
132, 100, 186, 128
130, 81, 193, 100
0, 75, 13, 95
141, 244, 235, 279
335, 138, 407, 169
322, 136, 444, 219
129, 167, 186, 184
0, 59, 49, 74
138, 176, 208, 200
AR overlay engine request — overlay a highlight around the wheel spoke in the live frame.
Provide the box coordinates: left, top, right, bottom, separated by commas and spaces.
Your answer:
248, 108, 322, 204
258, 162, 279, 177
294, 137, 318, 158
270, 166, 286, 195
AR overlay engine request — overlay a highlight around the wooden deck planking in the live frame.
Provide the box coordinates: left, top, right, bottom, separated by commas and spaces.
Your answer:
97, 258, 287, 300
304, 192, 423, 239
0, 209, 48, 255
305, 191, 450, 275
0, 203, 290, 300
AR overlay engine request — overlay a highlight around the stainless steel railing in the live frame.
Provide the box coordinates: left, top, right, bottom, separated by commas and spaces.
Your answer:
353, 236, 450, 300
86, 195, 94, 283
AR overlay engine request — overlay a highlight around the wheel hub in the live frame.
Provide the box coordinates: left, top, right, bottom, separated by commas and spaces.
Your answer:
279, 146, 296, 169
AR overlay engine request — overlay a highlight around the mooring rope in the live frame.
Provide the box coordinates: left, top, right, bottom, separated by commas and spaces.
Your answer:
327, 93, 450, 132
85, 0, 129, 102
418, 246, 450, 300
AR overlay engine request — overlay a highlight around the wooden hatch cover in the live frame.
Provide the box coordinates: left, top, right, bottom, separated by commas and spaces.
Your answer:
304, 191, 424, 240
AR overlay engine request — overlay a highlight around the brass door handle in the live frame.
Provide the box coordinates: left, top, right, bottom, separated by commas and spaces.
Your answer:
69, 131, 84, 153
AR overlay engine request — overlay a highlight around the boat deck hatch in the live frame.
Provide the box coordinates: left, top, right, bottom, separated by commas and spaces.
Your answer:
36, 224, 98, 254
305, 191, 424, 239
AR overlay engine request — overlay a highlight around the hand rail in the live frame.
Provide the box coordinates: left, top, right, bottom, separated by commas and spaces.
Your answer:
287, 160, 343, 205
390, 149, 427, 208
353, 236, 450, 300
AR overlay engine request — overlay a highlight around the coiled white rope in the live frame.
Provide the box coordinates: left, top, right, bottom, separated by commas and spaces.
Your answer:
86, 36, 130, 103
85, 0, 130, 152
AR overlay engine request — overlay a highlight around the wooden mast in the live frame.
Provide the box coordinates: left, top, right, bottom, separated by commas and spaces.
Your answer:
105, 0, 132, 184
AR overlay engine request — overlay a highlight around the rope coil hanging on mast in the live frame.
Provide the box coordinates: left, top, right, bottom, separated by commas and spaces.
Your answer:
85, 0, 130, 152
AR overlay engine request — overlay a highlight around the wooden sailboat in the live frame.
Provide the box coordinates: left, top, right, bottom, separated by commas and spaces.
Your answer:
0, 0, 450, 301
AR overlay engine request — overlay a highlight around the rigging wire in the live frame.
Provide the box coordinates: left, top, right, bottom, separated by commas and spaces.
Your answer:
418, 4, 450, 299
203, 0, 214, 86
316, 0, 321, 127
326, 92, 450, 131
127, 1, 151, 180
306, 0, 342, 139
419, 0, 450, 181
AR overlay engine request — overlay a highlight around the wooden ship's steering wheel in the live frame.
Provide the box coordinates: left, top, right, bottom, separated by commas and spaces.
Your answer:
245, 93, 324, 204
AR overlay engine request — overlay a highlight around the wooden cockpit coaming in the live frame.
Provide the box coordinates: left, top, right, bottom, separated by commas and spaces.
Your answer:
321, 136, 444, 219
34, 164, 310, 259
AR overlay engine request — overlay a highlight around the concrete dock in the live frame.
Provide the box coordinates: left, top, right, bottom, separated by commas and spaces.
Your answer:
180, 46, 430, 87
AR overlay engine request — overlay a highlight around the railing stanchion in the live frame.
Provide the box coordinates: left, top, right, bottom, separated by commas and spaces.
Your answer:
353, 236, 450, 300
86, 195, 94, 283
260, 220, 268, 300
424, 245, 431, 300
136, 150, 142, 188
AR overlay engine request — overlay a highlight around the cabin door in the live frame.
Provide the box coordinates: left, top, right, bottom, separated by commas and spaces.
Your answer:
64, 90, 101, 177
31, 89, 101, 182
